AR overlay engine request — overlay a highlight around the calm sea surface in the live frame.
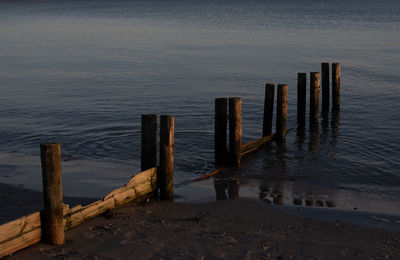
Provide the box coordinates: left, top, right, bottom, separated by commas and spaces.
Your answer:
1, 0, 399, 216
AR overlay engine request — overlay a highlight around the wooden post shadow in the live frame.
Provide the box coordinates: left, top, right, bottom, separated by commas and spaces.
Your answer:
321, 62, 330, 113
263, 83, 275, 137
141, 114, 158, 171
215, 98, 228, 166
297, 73, 306, 129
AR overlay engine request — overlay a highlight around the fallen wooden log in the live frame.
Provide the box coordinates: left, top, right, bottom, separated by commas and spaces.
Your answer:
0, 212, 41, 258
191, 127, 297, 184
65, 167, 157, 230
190, 168, 222, 183
0, 167, 157, 259
0, 225, 41, 259
241, 126, 296, 156
241, 134, 275, 156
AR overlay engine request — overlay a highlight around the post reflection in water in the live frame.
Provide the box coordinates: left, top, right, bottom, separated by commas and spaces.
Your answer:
258, 108, 341, 208
331, 108, 340, 146
308, 126, 319, 155
214, 178, 240, 200
258, 141, 287, 205
213, 108, 340, 208
296, 125, 306, 151
320, 108, 329, 144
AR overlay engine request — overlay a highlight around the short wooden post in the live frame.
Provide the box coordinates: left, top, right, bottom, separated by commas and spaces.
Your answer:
321, 63, 330, 112
332, 63, 340, 109
297, 73, 306, 128
159, 115, 174, 200
276, 84, 288, 142
215, 98, 227, 166
310, 72, 320, 128
229, 97, 242, 167
141, 114, 157, 171
263, 83, 274, 137
40, 143, 65, 245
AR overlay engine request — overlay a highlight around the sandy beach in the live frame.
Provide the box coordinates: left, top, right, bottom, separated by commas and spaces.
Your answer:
2, 185, 399, 260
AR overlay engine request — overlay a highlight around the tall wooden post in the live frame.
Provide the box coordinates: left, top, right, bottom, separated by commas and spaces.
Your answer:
310, 72, 320, 128
40, 143, 65, 245
141, 114, 157, 171
229, 97, 242, 167
321, 63, 330, 112
263, 84, 274, 137
215, 98, 227, 166
159, 115, 174, 200
332, 63, 340, 109
297, 73, 306, 128
276, 84, 288, 142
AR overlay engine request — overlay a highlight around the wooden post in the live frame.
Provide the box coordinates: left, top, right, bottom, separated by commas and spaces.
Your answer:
141, 114, 157, 171
215, 98, 227, 166
263, 84, 274, 137
310, 72, 320, 128
159, 115, 174, 200
276, 84, 288, 142
40, 143, 65, 245
229, 97, 242, 167
321, 63, 330, 112
297, 73, 306, 128
332, 63, 340, 109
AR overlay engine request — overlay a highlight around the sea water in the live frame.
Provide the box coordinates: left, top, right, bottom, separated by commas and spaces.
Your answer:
0, 0, 399, 216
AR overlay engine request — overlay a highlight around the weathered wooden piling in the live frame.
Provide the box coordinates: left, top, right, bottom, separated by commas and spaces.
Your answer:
297, 73, 306, 128
310, 72, 320, 128
332, 63, 340, 109
40, 143, 65, 245
262, 84, 274, 137
321, 63, 330, 112
215, 98, 228, 166
229, 97, 242, 167
276, 84, 288, 142
141, 114, 158, 171
159, 115, 174, 200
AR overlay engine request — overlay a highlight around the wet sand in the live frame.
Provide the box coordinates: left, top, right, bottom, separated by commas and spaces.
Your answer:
0, 183, 96, 224
2, 187, 399, 260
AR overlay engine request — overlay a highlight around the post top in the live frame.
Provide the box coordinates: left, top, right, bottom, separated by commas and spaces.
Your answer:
40, 142, 60, 146
229, 97, 241, 101
160, 115, 174, 119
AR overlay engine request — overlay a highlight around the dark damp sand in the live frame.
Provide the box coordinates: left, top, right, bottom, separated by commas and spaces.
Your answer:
0, 183, 96, 224
2, 188, 399, 260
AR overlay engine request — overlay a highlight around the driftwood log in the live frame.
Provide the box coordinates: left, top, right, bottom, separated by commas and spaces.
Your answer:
0, 167, 157, 259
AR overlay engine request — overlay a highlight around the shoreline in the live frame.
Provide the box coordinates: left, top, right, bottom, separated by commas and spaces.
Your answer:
4, 197, 400, 259
2, 182, 400, 231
